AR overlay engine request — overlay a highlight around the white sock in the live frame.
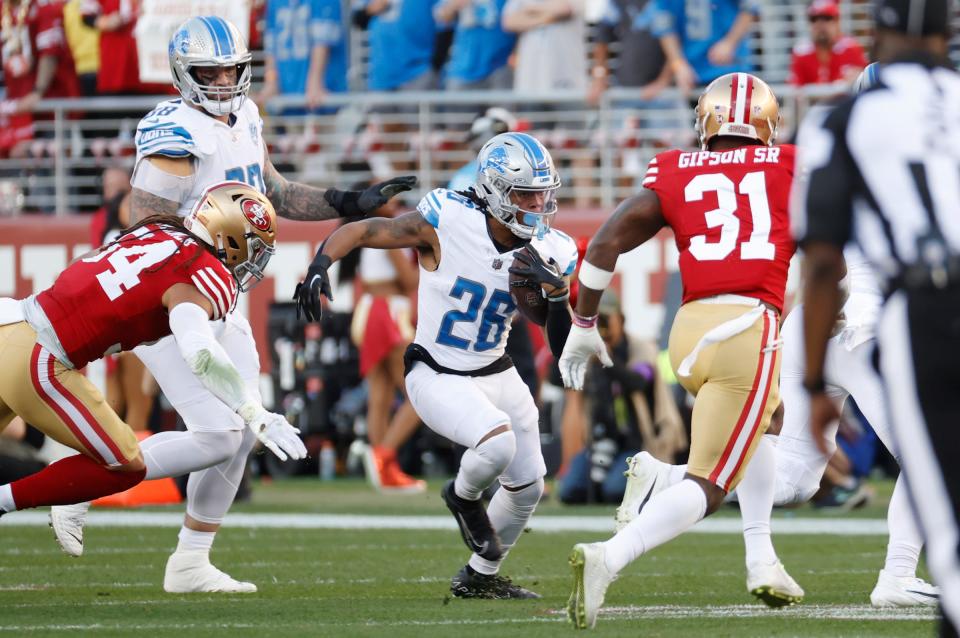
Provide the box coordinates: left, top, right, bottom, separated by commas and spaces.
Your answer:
176, 527, 216, 553
667, 463, 687, 486
738, 434, 779, 566
884, 473, 923, 578
454, 431, 516, 501
468, 479, 543, 575
603, 479, 707, 574
0, 484, 15, 512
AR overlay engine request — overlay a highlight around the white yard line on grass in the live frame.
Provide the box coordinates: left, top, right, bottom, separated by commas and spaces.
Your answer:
0, 606, 936, 632
1, 511, 889, 535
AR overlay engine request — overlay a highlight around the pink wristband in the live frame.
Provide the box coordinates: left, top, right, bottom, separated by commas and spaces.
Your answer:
572, 313, 598, 329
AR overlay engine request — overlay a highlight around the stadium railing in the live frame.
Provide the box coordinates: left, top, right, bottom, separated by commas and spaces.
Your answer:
0, 84, 843, 216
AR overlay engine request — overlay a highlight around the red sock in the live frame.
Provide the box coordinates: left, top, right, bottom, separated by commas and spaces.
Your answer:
10, 455, 145, 510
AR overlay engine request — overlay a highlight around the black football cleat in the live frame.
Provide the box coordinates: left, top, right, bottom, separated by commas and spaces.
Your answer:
450, 565, 541, 599
441, 480, 503, 561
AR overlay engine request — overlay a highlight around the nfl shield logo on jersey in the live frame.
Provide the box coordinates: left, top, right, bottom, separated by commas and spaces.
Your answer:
241, 198, 271, 231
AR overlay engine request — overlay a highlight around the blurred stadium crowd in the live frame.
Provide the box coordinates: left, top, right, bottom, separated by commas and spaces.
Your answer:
0, 0, 942, 504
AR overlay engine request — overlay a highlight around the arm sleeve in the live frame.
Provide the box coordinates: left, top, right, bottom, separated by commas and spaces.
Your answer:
791, 100, 857, 248
546, 300, 572, 359
169, 302, 254, 414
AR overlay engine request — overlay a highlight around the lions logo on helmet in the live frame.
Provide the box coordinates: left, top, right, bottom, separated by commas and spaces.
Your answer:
474, 133, 561, 241
168, 16, 252, 117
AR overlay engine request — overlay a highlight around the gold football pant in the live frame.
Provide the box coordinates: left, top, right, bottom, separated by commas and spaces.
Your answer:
0, 322, 139, 467
668, 299, 781, 492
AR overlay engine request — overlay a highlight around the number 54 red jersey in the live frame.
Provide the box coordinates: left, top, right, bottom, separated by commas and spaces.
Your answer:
643, 144, 796, 312
35, 224, 237, 368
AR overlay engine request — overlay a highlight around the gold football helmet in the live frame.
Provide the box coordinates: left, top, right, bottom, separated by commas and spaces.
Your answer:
695, 73, 780, 150
186, 181, 277, 292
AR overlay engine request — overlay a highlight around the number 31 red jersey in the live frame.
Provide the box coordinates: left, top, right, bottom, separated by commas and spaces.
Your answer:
643, 144, 796, 311
35, 224, 237, 368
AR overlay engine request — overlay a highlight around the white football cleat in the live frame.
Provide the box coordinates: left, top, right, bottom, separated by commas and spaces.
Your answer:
568, 542, 617, 630
870, 569, 939, 607
163, 550, 257, 594
614, 452, 671, 532
747, 560, 804, 607
49, 502, 91, 558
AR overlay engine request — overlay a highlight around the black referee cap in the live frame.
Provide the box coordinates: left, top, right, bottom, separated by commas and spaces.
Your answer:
874, 0, 950, 36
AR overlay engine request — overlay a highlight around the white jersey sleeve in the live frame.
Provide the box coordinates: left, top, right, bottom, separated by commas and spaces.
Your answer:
133, 98, 267, 217
134, 99, 215, 161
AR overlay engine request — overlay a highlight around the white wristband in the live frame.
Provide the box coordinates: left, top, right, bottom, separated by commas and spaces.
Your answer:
578, 260, 614, 291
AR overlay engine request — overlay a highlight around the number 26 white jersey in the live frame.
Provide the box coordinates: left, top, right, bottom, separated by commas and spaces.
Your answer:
133, 97, 267, 217
414, 188, 578, 371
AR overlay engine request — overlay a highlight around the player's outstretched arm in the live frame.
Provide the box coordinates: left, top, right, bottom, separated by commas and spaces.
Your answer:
559, 190, 665, 390
163, 285, 307, 462
294, 212, 439, 321
263, 154, 416, 221
577, 189, 666, 317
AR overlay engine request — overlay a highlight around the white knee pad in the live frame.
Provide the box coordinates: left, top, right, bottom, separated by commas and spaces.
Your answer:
184, 429, 255, 525
455, 429, 518, 501
502, 477, 544, 505
142, 429, 244, 480
477, 429, 517, 474
191, 429, 244, 467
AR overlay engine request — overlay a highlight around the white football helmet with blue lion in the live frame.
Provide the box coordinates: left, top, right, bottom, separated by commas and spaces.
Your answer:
474, 133, 561, 240
168, 16, 252, 117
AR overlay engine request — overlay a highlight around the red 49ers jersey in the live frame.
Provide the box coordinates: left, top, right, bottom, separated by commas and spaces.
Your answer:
643, 144, 797, 311
36, 223, 237, 367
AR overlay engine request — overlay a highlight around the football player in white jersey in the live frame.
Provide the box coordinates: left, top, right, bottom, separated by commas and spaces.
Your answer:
49, 16, 414, 593
616, 63, 937, 609
295, 133, 579, 598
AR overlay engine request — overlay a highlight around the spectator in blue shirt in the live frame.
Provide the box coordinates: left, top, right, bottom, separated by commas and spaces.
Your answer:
354, 0, 442, 92
651, 0, 757, 93
436, 0, 516, 90
260, 0, 348, 112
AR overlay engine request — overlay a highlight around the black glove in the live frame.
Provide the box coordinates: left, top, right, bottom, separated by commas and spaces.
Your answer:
293, 253, 333, 321
323, 176, 418, 218
509, 245, 565, 292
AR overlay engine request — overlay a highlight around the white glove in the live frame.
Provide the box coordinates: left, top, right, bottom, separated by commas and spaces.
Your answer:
238, 402, 308, 462
558, 324, 613, 391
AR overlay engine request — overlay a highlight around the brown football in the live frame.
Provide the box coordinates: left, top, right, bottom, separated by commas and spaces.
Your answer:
509, 246, 549, 326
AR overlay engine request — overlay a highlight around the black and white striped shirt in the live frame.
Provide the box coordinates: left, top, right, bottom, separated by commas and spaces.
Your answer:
792, 57, 960, 289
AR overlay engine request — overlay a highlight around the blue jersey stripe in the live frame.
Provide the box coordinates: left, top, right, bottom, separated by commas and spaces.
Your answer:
199, 17, 222, 56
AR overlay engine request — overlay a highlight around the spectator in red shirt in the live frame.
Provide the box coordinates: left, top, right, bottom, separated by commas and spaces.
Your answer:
0, 0, 80, 156
80, 0, 168, 94
789, 0, 867, 86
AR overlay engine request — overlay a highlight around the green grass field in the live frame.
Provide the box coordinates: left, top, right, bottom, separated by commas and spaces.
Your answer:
0, 478, 939, 637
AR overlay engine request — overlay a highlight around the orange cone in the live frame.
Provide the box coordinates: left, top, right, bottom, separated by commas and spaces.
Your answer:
92, 431, 182, 507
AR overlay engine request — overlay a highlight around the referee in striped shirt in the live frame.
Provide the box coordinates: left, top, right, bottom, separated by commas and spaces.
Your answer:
793, 0, 958, 634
